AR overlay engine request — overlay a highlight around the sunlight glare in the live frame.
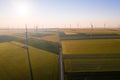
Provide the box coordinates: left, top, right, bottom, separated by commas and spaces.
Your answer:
14, 2, 31, 18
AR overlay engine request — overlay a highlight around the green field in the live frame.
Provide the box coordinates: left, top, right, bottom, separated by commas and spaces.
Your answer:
62, 39, 120, 54
0, 29, 59, 80
0, 41, 59, 80
64, 58, 120, 72
62, 39, 120, 72
0, 29, 120, 80
62, 29, 120, 35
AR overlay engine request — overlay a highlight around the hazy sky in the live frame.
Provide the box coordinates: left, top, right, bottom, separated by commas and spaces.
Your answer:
0, 0, 120, 28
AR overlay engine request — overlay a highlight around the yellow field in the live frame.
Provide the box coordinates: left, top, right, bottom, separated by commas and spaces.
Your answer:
36, 35, 59, 42
64, 58, 120, 72
0, 41, 59, 80
1, 29, 120, 77
62, 39, 120, 54
62, 29, 120, 35
62, 39, 120, 72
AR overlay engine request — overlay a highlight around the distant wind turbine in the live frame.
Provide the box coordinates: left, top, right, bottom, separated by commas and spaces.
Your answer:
77, 24, 80, 29
104, 24, 106, 29
36, 25, 38, 31
91, 24, 93, 31
70, 24, 71, 29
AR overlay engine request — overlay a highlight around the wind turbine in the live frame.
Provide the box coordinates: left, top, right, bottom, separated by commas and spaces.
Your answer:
90, 24, 94, 39
35, 25, 38, 32
77, 24, 79, 29
104, 24, 106, 29
25, 25, 34, 80
70, 24, 71, 29
118, 25, 120, 29
91, 24, 93, 31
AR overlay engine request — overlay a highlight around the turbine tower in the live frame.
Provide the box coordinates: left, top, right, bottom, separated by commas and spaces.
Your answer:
77, 24, 80, 29
70, 24, 71, 29
25, 25, 34, 80
104, 23, 106, 29
36, 25, 38, 32
91, 24, 93, 31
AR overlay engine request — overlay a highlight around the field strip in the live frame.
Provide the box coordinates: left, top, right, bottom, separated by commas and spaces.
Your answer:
64, 59, 120, 72
32, 35, 59, 42
62, 39, 120, 54
63, 54, 120, 59
61, 35, 120, 40
0, 41, 59, 80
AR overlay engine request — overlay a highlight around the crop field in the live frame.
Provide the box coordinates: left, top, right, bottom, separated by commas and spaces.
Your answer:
39, 35, 59, 42
59, 29, 120, 41
62, 39, 120, 54
0, 29, 120, 80
61, 29, 120, 35
62, 39, 120, 72
64, 58, 120, 72
0, 29, 59, 80
60, 29, 120, 79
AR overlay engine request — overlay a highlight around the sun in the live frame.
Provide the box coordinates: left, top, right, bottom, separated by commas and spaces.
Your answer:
17, 4, 29, 16
14, 2, 31, 18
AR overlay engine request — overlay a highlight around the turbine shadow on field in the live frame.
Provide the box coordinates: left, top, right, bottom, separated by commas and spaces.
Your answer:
0, 35, 18, 42
0, 35, 59, 55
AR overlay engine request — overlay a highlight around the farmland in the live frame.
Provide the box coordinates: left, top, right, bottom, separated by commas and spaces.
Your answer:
60, 29, 120, 80
61, 29, 120, 35
0, 29, 59, 80
0, 28, 120, 80
62, 39, 120, 54
62, 39, 120, 73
